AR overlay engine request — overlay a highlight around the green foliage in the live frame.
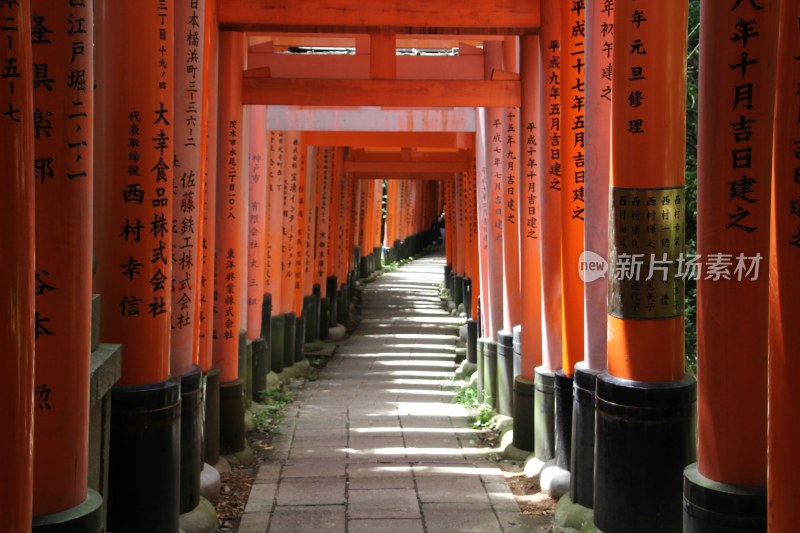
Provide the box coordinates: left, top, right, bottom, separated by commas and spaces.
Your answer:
258, 387, 295, 405
452, 383, 497, 429
683, 0, 701, 370
252, 388, 296, 432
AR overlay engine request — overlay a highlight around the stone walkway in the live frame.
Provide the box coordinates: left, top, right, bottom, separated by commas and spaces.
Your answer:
237, 251, 543, 533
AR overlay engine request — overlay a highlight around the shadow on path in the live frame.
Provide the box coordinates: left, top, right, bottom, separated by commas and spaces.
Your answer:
237, 250, 545, 533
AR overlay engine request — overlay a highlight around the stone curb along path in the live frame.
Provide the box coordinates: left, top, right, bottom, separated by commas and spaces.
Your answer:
235, 251, 549, 533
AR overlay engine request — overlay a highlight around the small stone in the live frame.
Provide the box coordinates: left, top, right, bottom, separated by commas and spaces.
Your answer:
541, 465, 570, 500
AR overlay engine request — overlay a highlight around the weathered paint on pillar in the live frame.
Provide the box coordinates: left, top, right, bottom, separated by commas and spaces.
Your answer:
608, 0, 688, 382
583, 0, 613, 371
384, 179, 398, 248
455, 171, 466, 277
29, 0, 93, 516
519, 34, 543, 379
462, 170, 473, 286
697, 0, 777, 486
95, 0, 174, 386
502, 37, 522, 333
198, 2, 219, 372
302, 144, 317, 297
315, 147, 332, 295
327, 147, 343, 281
444, 178, 454, 268
246, 106, 267, 339
212, 30, 246, 383
279, 131, 299, 315
468, 159, 481, 318
266, 131, 284, 307
476, 109, 492, 336
371, 177, 381, 258
539, 0, 564, 372
769, 1, 800, 527
292, 133, 307, 315
0, 1, 35, 528
558, 1, 586, 376
485, 40, 505, 341
360, 178, 368, 249
171, 0, 206, 375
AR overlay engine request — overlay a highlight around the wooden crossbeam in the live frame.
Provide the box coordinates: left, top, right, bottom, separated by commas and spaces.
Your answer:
344, 160, 469, 174
246, 53, 484, 80
219, 0, 540, 34
243, 77, 520, 107
350, 172, 455, 181
302, 132, 473, 149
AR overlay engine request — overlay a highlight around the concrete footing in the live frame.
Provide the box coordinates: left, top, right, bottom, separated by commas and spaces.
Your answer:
178, 497, 217, 533
541, 464, 571, 500
199, 463, 221, 504
328, 323, 346, 341
223, 442, 255, 468
554, 495, 600, 533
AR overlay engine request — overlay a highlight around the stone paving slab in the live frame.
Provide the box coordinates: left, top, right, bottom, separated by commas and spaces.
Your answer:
421, 503, 503, 533
268, 505, 346, 533
238, 251, 533, 532
348, 518, 425, 533
275, 477, 346, 506
348, 488, 421, 519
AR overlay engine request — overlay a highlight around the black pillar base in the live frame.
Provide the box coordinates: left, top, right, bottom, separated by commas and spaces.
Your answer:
252, 338, 268, 400
444, 265, 452, 292
270, 314, 285, 374
318, 299, 330, 341
476, 338, 486, 402
108, 380, 180, 533
497, 330, 514, 417
512, 376, 536, 452
204, 368, 220, 466
476, 296, 483, 337
393, 239, 401, 263
260, 294, 272, 338
466, 320, 478, 365
453, 275, 464, 307
326, 276, 338, 326
570, 362, 600, 508
239, 331, 251, 405
337, 284, 348, 323
294, 316, 305, 363
373, 246, 382, 271
303, 295, 317, 343
179, 365, 203, 513
554, 369, 574, 471
261, 296, 273, 372
683, 464, 765, 532
594, 372, 696, 533
32, 489, 103, 533
283, 312, 296, 369
219, 379, 246, 455
534, 366, 556, 461
463, 278, 472, 318
483, 340, 498, 409
353, 246, 361, 278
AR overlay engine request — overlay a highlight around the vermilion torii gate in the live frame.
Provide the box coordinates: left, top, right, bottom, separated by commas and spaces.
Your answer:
1, 0, 798, 532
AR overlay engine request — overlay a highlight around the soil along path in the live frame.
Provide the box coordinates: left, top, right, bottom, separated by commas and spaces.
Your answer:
236, 251, 545, 532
